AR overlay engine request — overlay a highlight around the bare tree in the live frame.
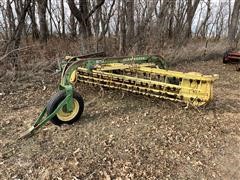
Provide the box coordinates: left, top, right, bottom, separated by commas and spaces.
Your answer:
155, 0, 172, 46
67, 0, 105, 38
48, 0, 53, 35
0, 3, 9, 40
61, 0, 66, 37
37, 0, 48, 43
126, 0, 134, 47
136, 0, 158, 52
119, 0, 126, 54
197, 0, 211, 38
228, 0, 240, 49
215, 2, 225, 40
95, 0, 115, 51
69, 12, 77, 38
3, 0, 32, 69
28, 0, 39, 40
185, 0, 201, 38
228, 0, 232, 32
6, 0, 16, 38
168, 0, 176, 39
175, 0, 188, 40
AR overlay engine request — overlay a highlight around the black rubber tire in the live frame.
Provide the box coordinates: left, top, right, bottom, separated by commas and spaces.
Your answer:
46, 90, 84, 126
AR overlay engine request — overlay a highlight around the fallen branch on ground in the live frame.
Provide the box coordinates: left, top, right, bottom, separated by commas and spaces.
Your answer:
0, 45, 37, 63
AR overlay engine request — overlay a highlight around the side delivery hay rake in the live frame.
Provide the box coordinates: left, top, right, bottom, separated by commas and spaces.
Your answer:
21, 53, 219, 137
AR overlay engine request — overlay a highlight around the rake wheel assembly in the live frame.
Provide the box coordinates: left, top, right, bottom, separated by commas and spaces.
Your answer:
46, 91, 84, 125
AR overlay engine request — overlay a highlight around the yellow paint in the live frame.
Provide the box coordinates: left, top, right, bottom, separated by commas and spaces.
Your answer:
70, 70, 77, 84
95, 63, 156, 71
76, 63, 219, 107
56, 99, 80, 121
138, 67, 219, 81
65, 56, 74, 60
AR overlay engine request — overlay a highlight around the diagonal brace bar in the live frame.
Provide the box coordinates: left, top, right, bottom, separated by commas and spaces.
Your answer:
20, 94, 71, 138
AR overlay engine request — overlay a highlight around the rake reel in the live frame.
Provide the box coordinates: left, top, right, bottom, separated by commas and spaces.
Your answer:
21, 53, 219, 137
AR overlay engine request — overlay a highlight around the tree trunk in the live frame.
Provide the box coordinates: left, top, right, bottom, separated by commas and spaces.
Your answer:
49, 0, 53, 36
228, 0, 240, 49
136, 0, 157, 52
168, 0, 176, 39
61, 0, 65, 37
228, 0, 232, 32
126, 0, 134, 47
197, 0, 211, 38
156, 0, 171, 47
115, 0, 120, 37
70, 12, 77, 38
94, 0, 101, 37
68, 0, 92, 38
185, 0, 200, 38
0, 6, 9, 40
67, 0, 104, 39
79, 0, 92, 37
37, 0, 48, 43
119, 0, 126, 54
4, 0, 32, 69
6, 0, 16, 38
28, 0, 39, 40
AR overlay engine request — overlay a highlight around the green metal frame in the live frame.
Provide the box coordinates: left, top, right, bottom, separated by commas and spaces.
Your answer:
82, 55, 167, 70
20, 94, 71, 138
20, 59, 77, 138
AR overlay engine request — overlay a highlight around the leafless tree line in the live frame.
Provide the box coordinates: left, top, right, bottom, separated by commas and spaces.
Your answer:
0, 0, 240, 68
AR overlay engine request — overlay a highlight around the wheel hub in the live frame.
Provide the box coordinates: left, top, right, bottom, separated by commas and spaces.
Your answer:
56, 99, 80, 121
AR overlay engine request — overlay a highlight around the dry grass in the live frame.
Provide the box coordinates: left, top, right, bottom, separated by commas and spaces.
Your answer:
0, 38, 229, 92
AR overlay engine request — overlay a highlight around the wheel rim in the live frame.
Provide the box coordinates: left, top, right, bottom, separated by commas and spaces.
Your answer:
56, 99, 80, 122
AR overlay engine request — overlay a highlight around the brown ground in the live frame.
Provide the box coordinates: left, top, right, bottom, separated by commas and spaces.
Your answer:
0, 59, 239, 179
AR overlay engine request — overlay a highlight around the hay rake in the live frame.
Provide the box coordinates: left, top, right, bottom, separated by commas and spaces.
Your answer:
21, 53, 219, 137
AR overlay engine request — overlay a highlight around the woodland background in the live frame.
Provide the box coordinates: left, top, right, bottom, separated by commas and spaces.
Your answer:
0, 0, 240, 72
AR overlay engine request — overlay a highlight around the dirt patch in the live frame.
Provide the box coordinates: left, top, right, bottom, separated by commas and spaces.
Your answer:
0, 59, 239, 179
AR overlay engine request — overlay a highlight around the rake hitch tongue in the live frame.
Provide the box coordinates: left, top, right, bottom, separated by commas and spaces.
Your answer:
19, 126, 35, 139
20, 93, 80, 138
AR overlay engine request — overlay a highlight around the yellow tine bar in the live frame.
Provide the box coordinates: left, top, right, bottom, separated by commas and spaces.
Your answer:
76, 64, 219, 106
138, 67, 219, 81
